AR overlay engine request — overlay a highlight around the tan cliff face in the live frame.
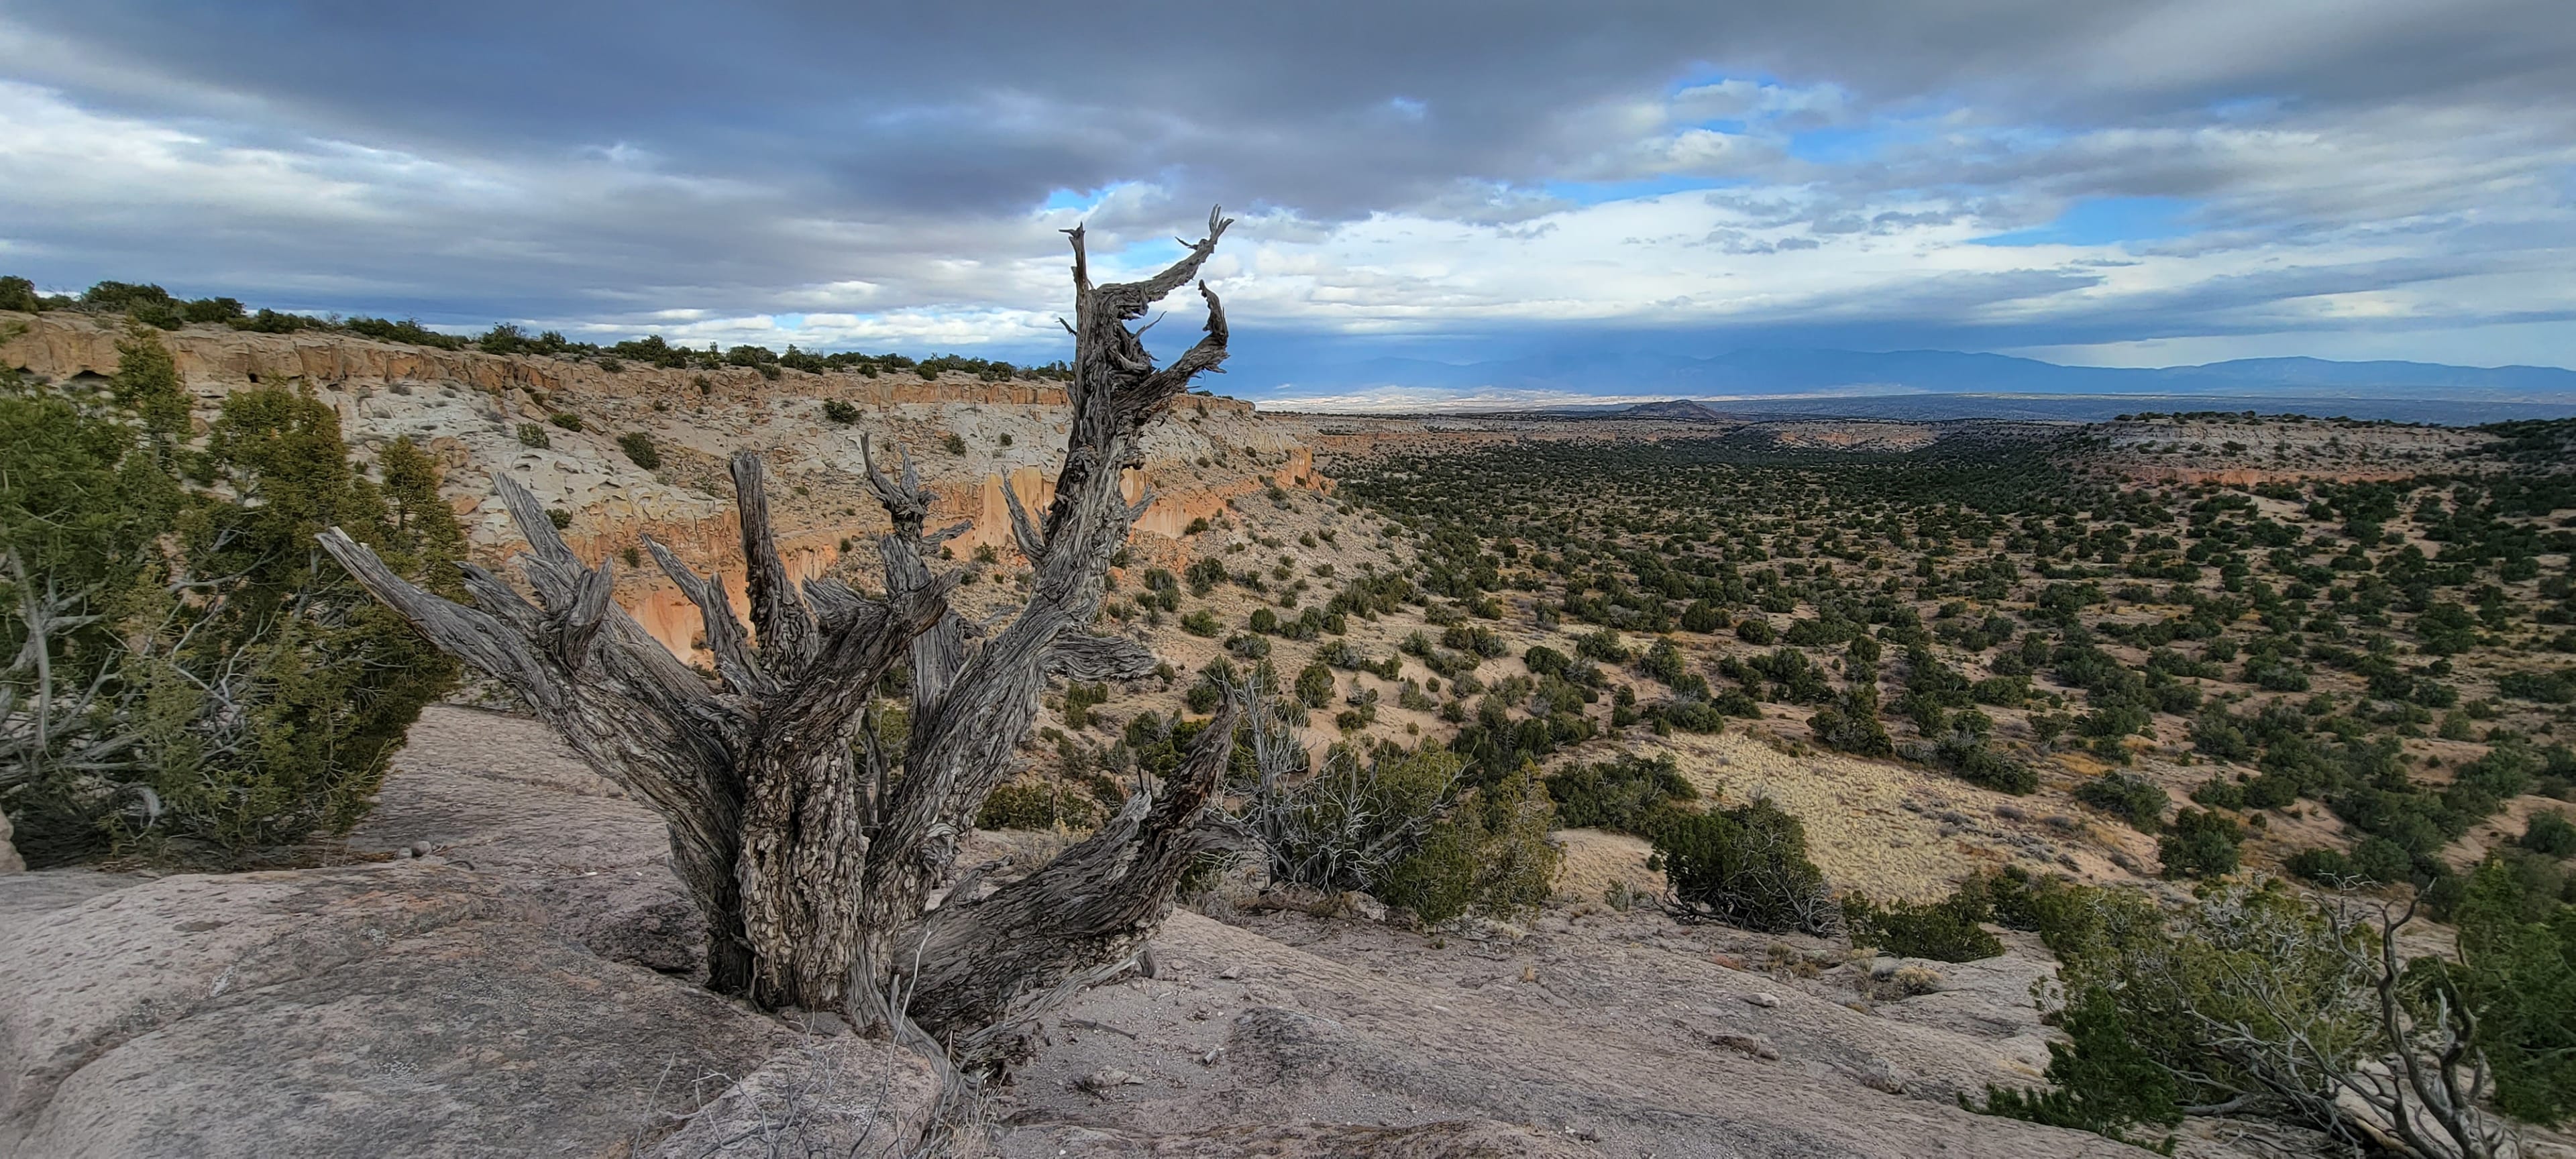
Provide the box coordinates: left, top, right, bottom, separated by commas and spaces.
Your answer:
3, 311, 1330, 661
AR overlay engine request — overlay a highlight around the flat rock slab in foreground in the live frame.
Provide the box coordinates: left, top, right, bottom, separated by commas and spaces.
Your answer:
0, 863, 898, 1158
994, 909, 2141, 1159
0, 706, 942, 1159
1, 707, 2153, 1157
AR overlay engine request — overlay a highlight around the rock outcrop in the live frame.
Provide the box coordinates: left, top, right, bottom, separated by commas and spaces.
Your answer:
0, 707, 944, 1159
991, 909, 2141, 1159
0, 703, 2180, 1158
1, 311, 1328, 663
0, 864, 874, 1158
342, 705, 711, 977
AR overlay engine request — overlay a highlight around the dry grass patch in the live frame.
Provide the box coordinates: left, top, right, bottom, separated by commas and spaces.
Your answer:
1550, 827, 1662, 905
1639, 730, 1996, 903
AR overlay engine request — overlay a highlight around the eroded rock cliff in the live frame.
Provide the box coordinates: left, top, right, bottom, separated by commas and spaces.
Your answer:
3, 311, 1327, 661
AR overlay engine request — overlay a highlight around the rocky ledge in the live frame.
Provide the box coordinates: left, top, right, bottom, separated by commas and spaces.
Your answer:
1, 706, 2167, 1158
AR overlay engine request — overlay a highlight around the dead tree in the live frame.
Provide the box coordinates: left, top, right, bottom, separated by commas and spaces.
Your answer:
318, 209, 1244, 1062
1, 553, 146, 842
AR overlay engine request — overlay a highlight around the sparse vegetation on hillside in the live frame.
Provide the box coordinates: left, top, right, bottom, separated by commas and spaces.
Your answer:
1260, 421, 2575, 1148
14, 276, 2572, 1151
1328, 429, 2574, 919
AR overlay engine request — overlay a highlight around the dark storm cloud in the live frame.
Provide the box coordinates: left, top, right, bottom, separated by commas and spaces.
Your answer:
3, 0, 2573, 373
17, 0, 2571, 221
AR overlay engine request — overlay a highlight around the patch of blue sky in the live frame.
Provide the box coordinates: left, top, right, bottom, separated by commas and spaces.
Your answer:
1040, 187, 1099, 212
1541, 174, 1735, 206
1101, 237, 1187, 274
1972, 196, 2205, 247
773, 313, 806, 330
1664, 69, 1784, 96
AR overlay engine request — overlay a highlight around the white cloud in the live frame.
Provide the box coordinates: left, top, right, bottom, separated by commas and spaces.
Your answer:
0, 80, 411, 223
2, 2, 2572, 380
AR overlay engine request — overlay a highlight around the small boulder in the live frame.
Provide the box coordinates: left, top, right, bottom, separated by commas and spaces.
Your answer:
1852, 1056, 1909, 1095
1074, 1068, 1146, 1096
1702, 1029, 1780, 1060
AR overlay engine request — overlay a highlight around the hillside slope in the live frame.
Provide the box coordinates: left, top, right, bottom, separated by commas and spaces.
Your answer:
3, 311, 1328, 660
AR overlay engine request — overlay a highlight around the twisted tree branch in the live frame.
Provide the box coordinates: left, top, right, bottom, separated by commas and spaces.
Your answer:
325, 208, 1241, 1056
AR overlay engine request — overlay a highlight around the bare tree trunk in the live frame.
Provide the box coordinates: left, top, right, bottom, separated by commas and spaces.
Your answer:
317, 209, 1242, 1062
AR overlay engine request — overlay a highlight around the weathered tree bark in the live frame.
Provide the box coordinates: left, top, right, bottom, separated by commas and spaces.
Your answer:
318, 209, 1242, 1062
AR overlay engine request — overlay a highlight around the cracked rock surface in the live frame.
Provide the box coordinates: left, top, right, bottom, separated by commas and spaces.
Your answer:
4, 706, 2178, 1158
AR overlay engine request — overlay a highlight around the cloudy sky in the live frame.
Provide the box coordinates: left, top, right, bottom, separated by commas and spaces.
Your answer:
3, 1, 2573, 401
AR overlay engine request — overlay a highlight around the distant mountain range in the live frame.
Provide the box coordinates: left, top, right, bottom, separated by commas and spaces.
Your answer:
1270, 348, 2576, 402
1573, 395, 2576, 425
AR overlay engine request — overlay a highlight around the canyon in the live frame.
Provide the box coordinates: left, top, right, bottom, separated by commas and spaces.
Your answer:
4, 312, 1326, 661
